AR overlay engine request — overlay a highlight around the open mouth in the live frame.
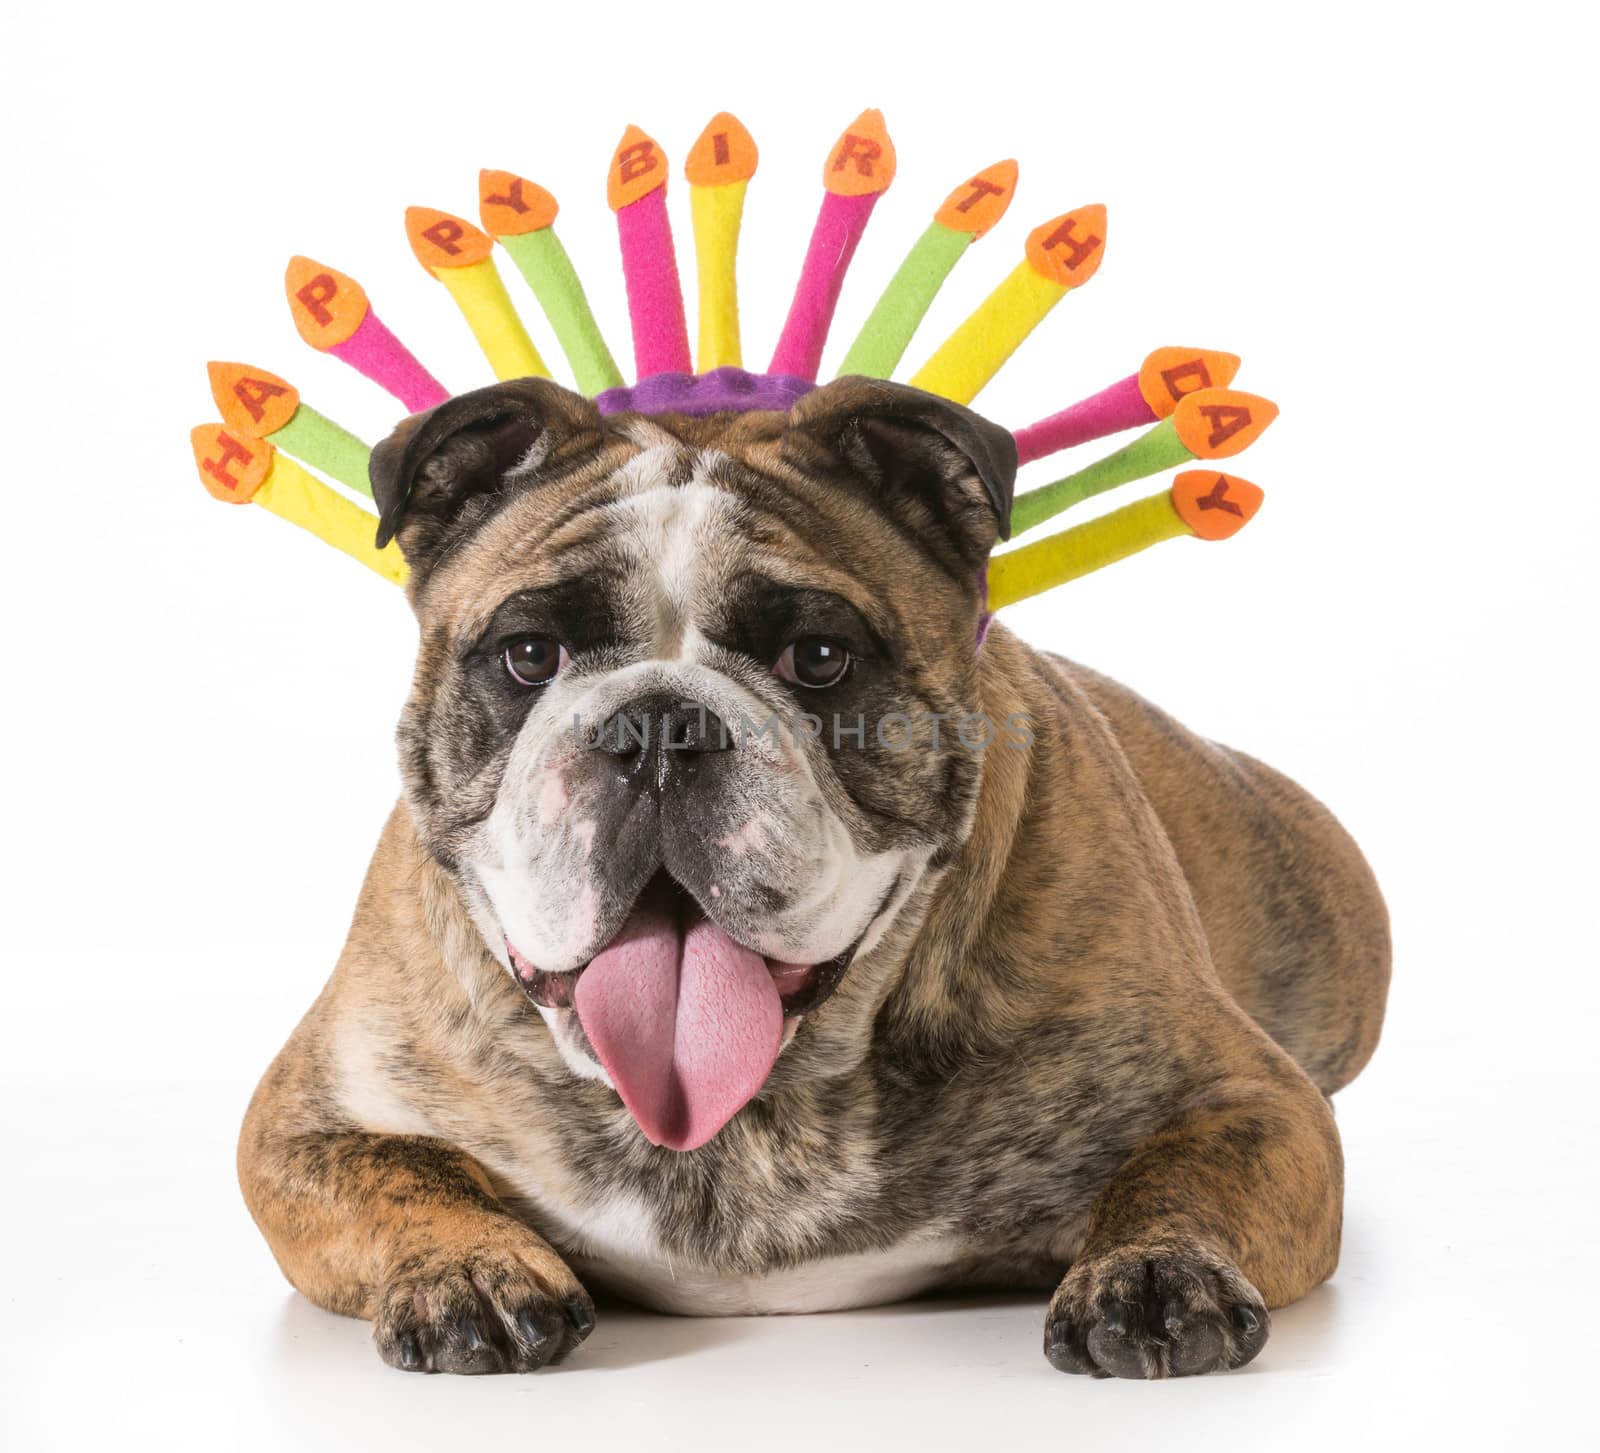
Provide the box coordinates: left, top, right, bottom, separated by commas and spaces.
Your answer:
504, 870, 865, 1151
506, 869, 857, 1020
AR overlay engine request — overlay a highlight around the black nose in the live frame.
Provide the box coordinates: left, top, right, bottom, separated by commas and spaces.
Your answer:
589, 693, 733, 789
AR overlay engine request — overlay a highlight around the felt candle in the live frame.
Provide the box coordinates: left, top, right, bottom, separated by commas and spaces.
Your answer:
207, 361, 371, 497
284, 255, 448, 413
609, 124, 692, 379
1009, 388, 1278, 537
1012, 346, 1243, 465
909, 205, 1107, 405
838, 159, 1018, 380
189, 424, 408, 585
479, 170, 624, 396
768, 109, 897, 381
405, 208, 548, 382
685, 113, 760, 372
987, 471, 1264, 611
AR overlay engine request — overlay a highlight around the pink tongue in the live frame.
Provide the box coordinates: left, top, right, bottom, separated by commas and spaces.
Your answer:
574, 879, 784, 1151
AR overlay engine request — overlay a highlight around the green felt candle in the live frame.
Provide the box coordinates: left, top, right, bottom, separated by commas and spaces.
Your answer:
838, 222, 973, 379
837, 159, 1019, 380
1010, 417, 1194, 536
499, 228, 624, 396
268, 406, 372, 499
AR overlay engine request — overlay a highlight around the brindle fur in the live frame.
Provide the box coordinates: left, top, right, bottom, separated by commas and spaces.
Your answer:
238, 379, 1389, 1379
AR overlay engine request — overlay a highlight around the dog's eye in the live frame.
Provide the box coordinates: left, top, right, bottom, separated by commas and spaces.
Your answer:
504, 637, 567, 687
775, 637, 851, 689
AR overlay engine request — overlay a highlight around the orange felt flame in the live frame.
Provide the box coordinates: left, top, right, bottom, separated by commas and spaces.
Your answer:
284, 256, 369, 349
823, 109, 896, 197
934, 159, 1018, 237
1137, 347, 1243, 419
190, 423, 274, 504
1025, 205, 1108, 288
686, 113, 759, 186
608, 124, 669, 211
207, 361, 299, 439
1173, 388, 1279, 459
1172, 470, 1264, 540
405, 207, 494, 270
478, 171, 560, 237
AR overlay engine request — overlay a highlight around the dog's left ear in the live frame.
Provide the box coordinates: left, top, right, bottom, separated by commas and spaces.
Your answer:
785, 377, 1018, 567
369, 377, 604, 568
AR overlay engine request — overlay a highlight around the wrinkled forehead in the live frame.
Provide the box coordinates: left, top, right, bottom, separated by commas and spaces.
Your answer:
417, 416, 896, 647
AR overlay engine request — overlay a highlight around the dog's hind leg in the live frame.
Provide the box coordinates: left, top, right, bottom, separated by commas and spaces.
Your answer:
1063, 661, 1392, 1095
237, 1049, 595, 1374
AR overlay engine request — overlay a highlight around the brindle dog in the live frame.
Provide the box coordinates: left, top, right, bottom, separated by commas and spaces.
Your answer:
238, 375, 1389, 1379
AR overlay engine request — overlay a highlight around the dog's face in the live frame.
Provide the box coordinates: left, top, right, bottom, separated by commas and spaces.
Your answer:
372, 376, 1016, 1149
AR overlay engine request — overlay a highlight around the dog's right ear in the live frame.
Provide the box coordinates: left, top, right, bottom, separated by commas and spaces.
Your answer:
369, 378, 604, 566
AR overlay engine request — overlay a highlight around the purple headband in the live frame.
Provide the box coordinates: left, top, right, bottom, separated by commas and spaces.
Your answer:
595, 367, 817, 417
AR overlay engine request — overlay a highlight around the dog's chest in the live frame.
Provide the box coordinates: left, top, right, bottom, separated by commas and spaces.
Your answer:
549, 1189, 960, 1315
492, 1122, 964, 1314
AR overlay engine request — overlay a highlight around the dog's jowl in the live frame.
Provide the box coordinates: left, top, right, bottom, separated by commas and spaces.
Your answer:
237, 376, 1390, 1378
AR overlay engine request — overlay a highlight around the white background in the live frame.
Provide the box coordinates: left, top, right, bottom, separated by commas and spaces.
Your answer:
3, 1, 1595, 1447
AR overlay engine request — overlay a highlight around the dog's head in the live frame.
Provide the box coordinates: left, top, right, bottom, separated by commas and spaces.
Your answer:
372, 374, 1016, 1150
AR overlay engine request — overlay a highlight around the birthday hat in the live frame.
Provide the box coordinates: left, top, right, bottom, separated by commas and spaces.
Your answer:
194, 110, 1279, 611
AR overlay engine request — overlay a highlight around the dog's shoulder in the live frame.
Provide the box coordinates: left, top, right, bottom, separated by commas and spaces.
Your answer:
251, 805, 552, 1140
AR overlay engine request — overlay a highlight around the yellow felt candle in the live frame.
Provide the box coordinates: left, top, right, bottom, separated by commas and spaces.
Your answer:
406, 207, 548, 381
986, 471, 1262, 611
910, 205, 1107, 405
436, 263, 547, 380
690, 181, 748, 370
686, 113, 759, 371
258, 454, 409, 584
189, 424, 408, 585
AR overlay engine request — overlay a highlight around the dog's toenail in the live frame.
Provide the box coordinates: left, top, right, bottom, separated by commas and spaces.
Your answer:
518, 1308, 553, 1352
565, 1297, 596, 1337
1045, 1338, 1080, 1372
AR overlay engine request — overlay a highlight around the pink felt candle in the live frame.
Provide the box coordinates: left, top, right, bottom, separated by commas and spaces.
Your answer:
768, 191, 880, 381
329, 309, 449, 413
767, 109, 897, 381
617, 187, 692, 378
1011, 374, 1155, 465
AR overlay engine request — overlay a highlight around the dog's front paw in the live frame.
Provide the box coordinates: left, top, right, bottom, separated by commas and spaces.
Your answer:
1044, 1238, 1269, 1379
373, 1238, 595, 1375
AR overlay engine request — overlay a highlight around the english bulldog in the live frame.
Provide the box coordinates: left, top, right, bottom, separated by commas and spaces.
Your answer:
238, 373, 1390, 1379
